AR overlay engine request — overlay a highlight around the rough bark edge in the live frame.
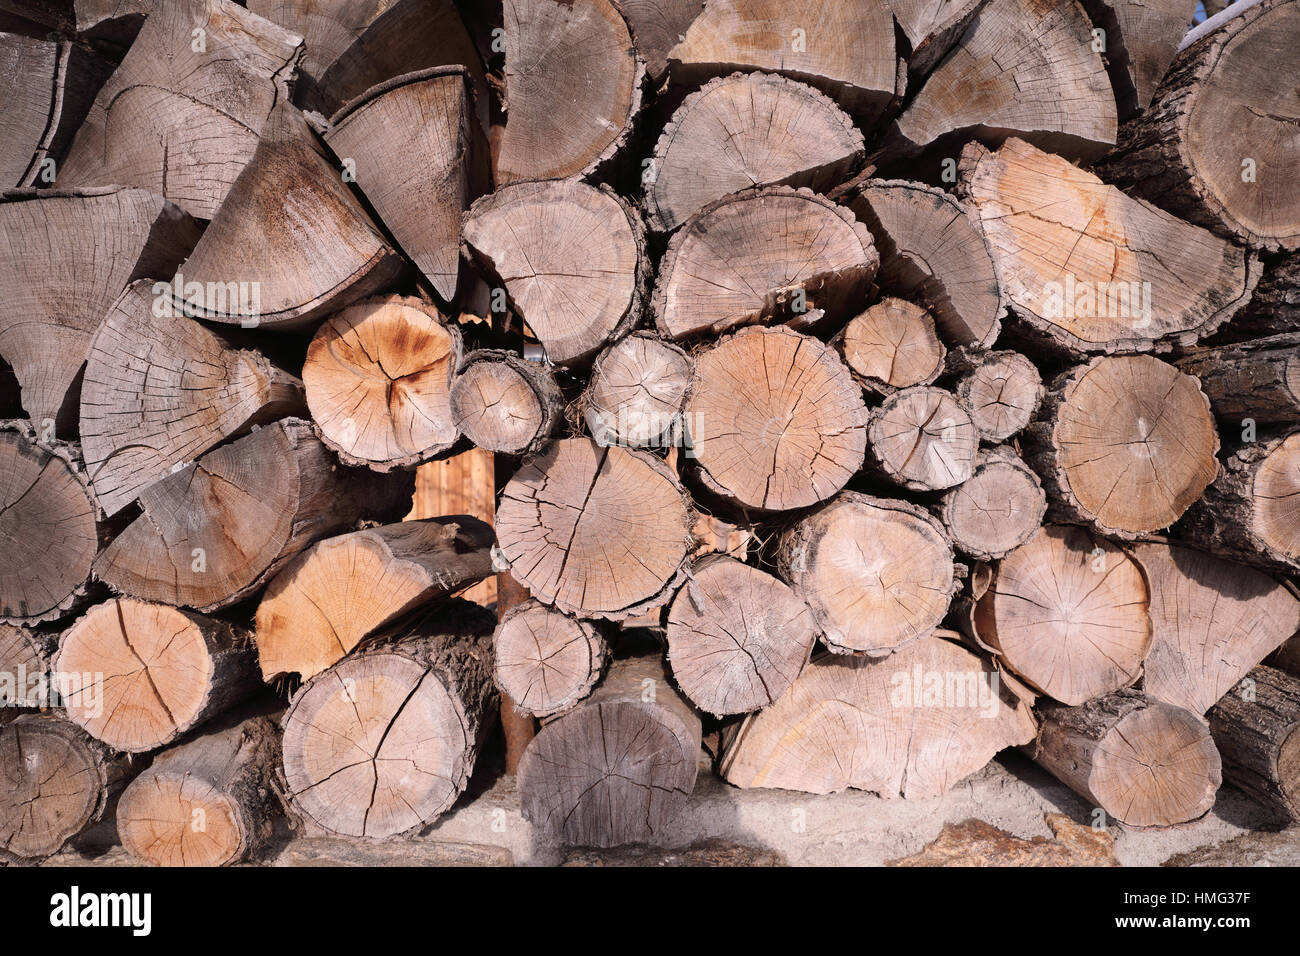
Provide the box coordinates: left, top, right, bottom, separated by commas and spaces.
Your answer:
453, 348, 562, 457
936, 445, 1048, 561
864, 385, 980, 492
492, 599, 610, 719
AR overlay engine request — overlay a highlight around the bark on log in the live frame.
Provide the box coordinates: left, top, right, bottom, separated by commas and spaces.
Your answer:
1227, 251, 1300, 339
950, 348, 1044, 441
493, 599, 608, 719
833, 297, 946, 396
891, 0, 982, 76
0, 624, 57, 712
254, 515, 495, 683
74, 0, 150, 46
1080, 0, 1199, 116
1207, 664, 1300, 823
449, 350, 562, 457
584, 332, 692, 449
866, 385, 979, 492
937, 446, 1047, 561
1175, 333, 1300, 424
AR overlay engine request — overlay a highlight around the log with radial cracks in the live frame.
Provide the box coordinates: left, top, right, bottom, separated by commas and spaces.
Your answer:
492, 599, 608, 719
0, 624, 57, 711
618, 0, 704, 81
866, 385, 979, 492
254, 516, 494, 683
1175, 333, 1300, 425
1207, 664, 1300, 823
950, 348, 1043, 441
584, 333, 692, 450
495, 438, 694, 620
449, 350, 562, 457
937, 446, 1047, 562
833, 298, 946, 397
1080, 0, 1199, 116
719, 633, 1037, 797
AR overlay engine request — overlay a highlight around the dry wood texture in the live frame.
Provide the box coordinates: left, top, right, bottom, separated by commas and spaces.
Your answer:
938, 446, 1048, 561
1206, 664, 1300, 823
834, 298, 946, 395
1081, 0, 1199, 116
492, 599, 608, 719
449, 350, 562, 456
866, 385, 979, 492
950, 348, 1043, 442
1176, 333, 1300, 424
585, 332, 692, 448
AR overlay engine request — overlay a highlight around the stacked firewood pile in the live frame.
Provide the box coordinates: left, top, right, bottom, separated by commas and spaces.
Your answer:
3, 0, 1300, 864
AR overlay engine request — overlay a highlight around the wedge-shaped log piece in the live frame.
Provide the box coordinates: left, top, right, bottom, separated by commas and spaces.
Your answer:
74, 0, 151, 45
890, 0, 982, 75
833, 298, 946, 396
493, 599, 608, 719
584, 332, 692, 449
619, 0, 704, 80
1080, 0, 1198, 116
1207, 664, 1300, 823
937, 446, 1047, 562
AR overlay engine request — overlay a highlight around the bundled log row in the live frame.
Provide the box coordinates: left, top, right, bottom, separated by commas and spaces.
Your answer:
2, 0, 1300, 864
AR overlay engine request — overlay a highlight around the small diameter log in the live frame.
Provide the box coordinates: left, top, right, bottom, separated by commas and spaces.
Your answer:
0, 714, 135, 862
518, 653, 702, 847
57, 0, 303, 220
462, 179, 649, 367
666, 554, 817, 717
684, 325, 868, 512
951, 349, 1043, 442
975, 525, 1151, 706
496, 0, 642, 183
495, 438, 694, 620
833, 298, 946, 396
0, 624, 57, 712
55, 598, 260, 753
618, 0, 704, 81
645, 72, 864, 232
937, 447, 1047, 562
118, 710, 283, 866
449, 350, 562, 457
281, 601, 498, 839
304, 295, 462, 469
1030, 690, 1221, 827
323, 67, 490, 301
1176, 333, 1300, 424
584, 332, 692, 449
652, 186, 878, 341
1098, 0, 1300, 251
961, 138, 1259, 355
1207, 665, 1300, 823
1133, 540, 1300, 716
866, 385, 979, 492
80, 280, 306, 518
254, 516, 495, 683
93, 418, 414, 612
493, 599, 608, 719
779, 491, 955, 656
719, 633, 1037, 797
1024, 355, 1219, 538
844, 180, 1004, 349
1080, 0, 1198, 116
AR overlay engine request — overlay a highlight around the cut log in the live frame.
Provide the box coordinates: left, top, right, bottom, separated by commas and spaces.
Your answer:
1098, 0, 1300, 251
974, 525, 1152, 706
652, 186, 878, 341
584, 332, 692, 449
890, 0, 982, 75
496, 0, 643, 183
1030, 690, 1221, 827
937, 446, 1047, 562
844, 180, 1003, 348
1175, 333, 1300, 425
74, 0, 151, 46
1207, 664, 1300, 823
950, 349, 1043, 442
92, 418, 414, 612
496, 438, 693, 620
666, 554, 816, 716
167, 100, 402, 331
56, 0, 304, 220
0, 624, 57, 711
645, 72, 864, 232
1133, 540, 1300, 716
118, 709, 283, 866
866, 385, 979, 492
961, 138, 1259, 355
323, 67, 491, 302
619, 0, 704, 80
493, 599, 608, 719
55, 597, 260, 753
280, 600, 497, 838
518, 654, 702, 847
1228, 251, 1300, 339
1080, 0, 1199, 116
719, 633, 1037, 797
254, 516, 495, 683
462, 179, 649, 367
778, 491, 955, 656
684, 325, 868, 512
303, 295, 462, 469
0, 714, 135, 861
1023, 355, 1219, 538
0, 187, 200, 433
0, 0, 73, 30
80, 280, 306, 518
449, 350, 562, 457
833, 298, 946, 396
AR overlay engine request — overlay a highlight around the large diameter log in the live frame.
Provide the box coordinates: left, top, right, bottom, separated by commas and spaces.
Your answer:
975, 525, 1152, 706
938, 447, 1047, 562
1134, 540, 1300, 716
719, 633, 1037, 797
0, 187, 199, 433
92, 418, 414, 612
1024, 355, 1219, 538
1030, 690, 1221, 827
645, 72, 864, 232
254, 516, 494, 683
778, 492, 955, 656
684, 325, 868, 512
281, 601, 497, 839
495, 438, 693, 620
518, 654, 702, 847
462, 179, 649, 367
584, 332, 692, 449
80, 280, 306, 518
1080, 0, 1199, 116
866, 385, 979, 492
1207, 665, 1300, 823
55, 598, 260, 753
1098, 0, 1300, 251
950, 349, 1043, 442
304, 295, 461, 469
1175, 333, 1300, 424
652, 187, 877, 341
57, 0, 304, 220
493, 599, 608, 719
619, 0, 704, 81
449, 350, 562, 457
961, 138, 1259, 355
118, 710, 283, 866
833, 298, 946, 396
